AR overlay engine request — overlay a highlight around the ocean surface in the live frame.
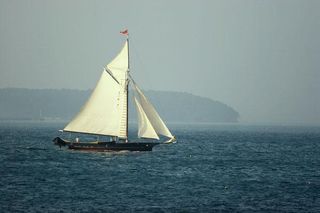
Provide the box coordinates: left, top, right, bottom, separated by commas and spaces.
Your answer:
0, 122, 319, 212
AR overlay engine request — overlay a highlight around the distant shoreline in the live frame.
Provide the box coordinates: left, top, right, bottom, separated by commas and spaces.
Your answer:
0, 88, 239, 123
0, 119, 318, 128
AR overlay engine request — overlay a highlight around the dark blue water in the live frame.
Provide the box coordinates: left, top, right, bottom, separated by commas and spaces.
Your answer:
0, 122, 319, 212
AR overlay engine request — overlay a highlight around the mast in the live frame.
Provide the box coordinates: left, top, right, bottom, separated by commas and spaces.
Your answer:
126, 34, 130, 141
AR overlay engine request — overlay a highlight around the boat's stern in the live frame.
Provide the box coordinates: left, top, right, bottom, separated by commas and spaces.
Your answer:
52, 137, 68, 147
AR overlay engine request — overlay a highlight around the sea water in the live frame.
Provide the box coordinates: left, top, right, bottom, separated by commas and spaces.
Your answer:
0, 122, 319, 212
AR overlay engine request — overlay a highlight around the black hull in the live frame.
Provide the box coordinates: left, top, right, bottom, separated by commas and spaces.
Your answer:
53, 137, 160, 152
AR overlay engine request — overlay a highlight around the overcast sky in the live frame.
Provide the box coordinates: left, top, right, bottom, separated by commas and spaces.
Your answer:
0, 0, 319, 124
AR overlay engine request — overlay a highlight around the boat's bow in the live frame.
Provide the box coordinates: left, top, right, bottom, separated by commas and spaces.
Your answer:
164, 136, 177, 144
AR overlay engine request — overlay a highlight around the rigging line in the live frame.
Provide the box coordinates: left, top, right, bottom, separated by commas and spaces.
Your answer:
129, 40, 152, 88
128, 73, 136, 85
128, 74, 139, 98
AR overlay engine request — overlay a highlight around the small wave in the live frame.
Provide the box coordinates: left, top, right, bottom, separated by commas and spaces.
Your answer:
101, 150, 131, 155
24, 147, 47, 151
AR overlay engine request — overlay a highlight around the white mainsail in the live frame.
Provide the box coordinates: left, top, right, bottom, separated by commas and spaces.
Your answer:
132, 82, 174, 139
133, 96, 159, 140
63, 41, 128, 138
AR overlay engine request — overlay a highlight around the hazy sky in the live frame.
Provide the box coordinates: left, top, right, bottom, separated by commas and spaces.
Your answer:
0, 0, 319, 124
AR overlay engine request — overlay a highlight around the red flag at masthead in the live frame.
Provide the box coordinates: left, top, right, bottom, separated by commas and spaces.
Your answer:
120, 29, 128, 35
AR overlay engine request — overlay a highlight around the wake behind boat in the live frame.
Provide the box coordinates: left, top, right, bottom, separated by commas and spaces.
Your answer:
53, 30, 176, 152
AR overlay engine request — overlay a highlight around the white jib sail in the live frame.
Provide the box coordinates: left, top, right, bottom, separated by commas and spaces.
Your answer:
132, 82, 174, 139
133, 96, 159, 140
64, 41, 128, 138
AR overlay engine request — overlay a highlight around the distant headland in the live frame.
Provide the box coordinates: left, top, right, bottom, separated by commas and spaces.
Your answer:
0, 88, 239, 123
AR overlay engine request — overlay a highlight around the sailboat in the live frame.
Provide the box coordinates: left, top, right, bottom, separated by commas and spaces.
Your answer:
53, 30, 176, 151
